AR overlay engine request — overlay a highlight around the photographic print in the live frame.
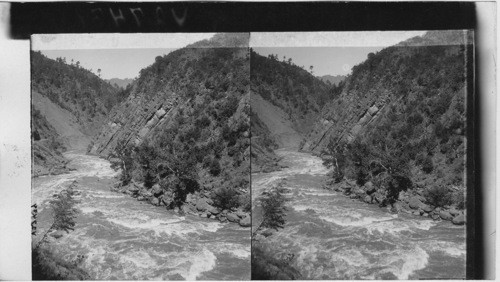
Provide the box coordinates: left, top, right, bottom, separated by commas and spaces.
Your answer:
30, 33, 251, 280
250, 30, 471, 279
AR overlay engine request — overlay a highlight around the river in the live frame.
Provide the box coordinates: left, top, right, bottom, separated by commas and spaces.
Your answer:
252, 148, 466, 280
32, 151, 250, 280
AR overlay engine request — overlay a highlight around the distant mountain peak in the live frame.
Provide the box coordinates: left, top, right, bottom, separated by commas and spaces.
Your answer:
107, 78, 134, 89
318, 75, 346, 86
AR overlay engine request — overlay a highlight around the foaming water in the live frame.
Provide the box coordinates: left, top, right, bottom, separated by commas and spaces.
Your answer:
253, 149, 465, 280
33, 152, 250, 280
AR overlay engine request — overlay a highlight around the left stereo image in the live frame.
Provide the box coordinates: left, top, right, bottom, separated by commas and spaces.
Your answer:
30, 33, 251, 280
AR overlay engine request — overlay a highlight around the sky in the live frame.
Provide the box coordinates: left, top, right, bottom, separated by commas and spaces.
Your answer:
32, 33, 216, 80
251, 31, 427, 76
40, 48, 175, 80
32, 31, 427, 79
253, 47, 385, 77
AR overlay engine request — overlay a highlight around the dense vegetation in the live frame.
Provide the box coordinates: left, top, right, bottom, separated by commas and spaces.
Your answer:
31, 51, 124, 135
250, 49, 330, 131
321, 31, 470, 209
109, 36, 251, 212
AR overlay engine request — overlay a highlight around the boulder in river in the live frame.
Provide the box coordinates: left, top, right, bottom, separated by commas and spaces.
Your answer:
235, 210, 247, 218
422, 204, 434, 213
372, 192, 385, 204
439, 210, 453, 220
207, 205, 220, 215
452, 214, 466, 225
449, 208, 460, 216
150, 197, 160, 206
226, 212, 240, 223
409, 197, 424, 210
364, 182, 376, 194
352, 187, 365, 197
239, 216, 251, 227
152, 184, 163, 197
364, 195, 372, 204
196, 198, 211, 212
128, 185, 140, 194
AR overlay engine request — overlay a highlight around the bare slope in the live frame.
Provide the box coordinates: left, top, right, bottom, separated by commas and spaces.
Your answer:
251, 93, 301, 149
32, 92, 90, 151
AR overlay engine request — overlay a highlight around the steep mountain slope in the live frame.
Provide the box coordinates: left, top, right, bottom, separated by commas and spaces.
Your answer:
31, 51, 122, 175
31, 51, 122, 138
90, 34, 251, 222
250, 50, 331, 146
31, 103, 68, 177
304, 30, 471, 212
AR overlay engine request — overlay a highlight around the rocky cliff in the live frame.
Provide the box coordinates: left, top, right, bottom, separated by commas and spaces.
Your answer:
90, 34, 252, 222
306, 30, 471, 216
303, 30, 471, 157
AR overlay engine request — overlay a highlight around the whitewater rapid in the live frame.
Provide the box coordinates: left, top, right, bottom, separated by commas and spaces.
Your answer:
32, 151, 250, 280
252, 149, 466, 280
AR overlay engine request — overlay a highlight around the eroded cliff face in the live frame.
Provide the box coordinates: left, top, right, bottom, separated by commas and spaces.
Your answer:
89, 87, 180, 156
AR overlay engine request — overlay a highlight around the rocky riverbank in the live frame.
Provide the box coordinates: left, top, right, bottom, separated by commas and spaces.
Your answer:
111, 180, 251, 228
323, 178, 466, 226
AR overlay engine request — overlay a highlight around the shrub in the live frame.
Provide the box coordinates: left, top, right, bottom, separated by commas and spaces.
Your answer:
239, 193, 252, 213
260, 188, 287, 231
209, 159, 221, 176
424, 185, 453, 207
453, 191, 466, 210
211, 186, 240, 210
421, 156, 434, 173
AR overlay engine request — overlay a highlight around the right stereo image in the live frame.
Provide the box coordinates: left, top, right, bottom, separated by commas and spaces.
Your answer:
250, 30, 471, 280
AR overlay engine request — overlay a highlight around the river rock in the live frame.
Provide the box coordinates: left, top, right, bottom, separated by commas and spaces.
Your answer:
352, 187, 365, 196
364, 182, 376, 194
346, 179, 356, 186
226, 213, 240, 223
185, 193, 196, 205
449, 208, 460, 216
139, 189, 153, 198
452, 214, 466, 225
439, 210, 453, 220
392, 201, 404, 212
409, 197, 424, 210
364, 195, 372, 204
239, 216, 251, 227
128, 185, 140, 194
207, 205, 220, 215
137, 196, 146, 201
422, 204, 434, 213
218, 216, 227, 223
152, 184, 163, 197
372, 192, 385, 204
196, 198, 211, 212
235, 210, 247, 218
150, 197, 160, 206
